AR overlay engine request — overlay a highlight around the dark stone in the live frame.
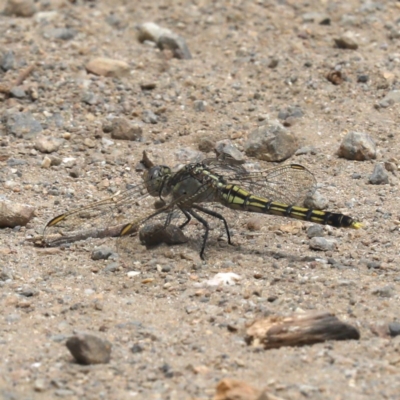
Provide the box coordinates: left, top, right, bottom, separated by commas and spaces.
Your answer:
66, 334, 112, 365
369, 163, 389, 185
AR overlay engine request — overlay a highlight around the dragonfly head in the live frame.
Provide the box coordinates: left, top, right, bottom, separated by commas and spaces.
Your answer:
144, 165, 172, 197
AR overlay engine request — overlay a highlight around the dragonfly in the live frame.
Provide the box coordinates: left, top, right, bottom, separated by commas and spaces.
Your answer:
43, 152, 361, 260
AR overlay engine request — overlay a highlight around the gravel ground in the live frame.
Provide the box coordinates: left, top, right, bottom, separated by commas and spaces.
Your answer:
1, 0, 400, 399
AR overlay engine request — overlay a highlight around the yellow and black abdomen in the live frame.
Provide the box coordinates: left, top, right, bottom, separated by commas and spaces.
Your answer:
219, 184, 361, 229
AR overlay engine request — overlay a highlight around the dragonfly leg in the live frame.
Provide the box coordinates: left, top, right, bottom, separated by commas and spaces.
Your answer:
178, 208, 192, 230
187, 208, 209, 260
192, 205, 232, 245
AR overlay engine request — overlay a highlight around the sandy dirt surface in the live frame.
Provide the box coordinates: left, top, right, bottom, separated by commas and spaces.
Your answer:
1, 0, 400, 399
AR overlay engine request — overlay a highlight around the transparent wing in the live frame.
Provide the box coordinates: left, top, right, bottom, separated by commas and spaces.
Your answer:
43, 179, 153, 246
204, 159, 316, 205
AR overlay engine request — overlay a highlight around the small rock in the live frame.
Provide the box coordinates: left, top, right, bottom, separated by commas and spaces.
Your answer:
43, 28, 76, 41
201, 272, 242, 287
334, 35, 358, 50
337, 131, 376, 161
215, 139, 245, 161
91, 246, 114, 260
110, 117, 143, 141
142, 110, 158, 124
82, 92, 100, 106
369, 163, 389, 185
5, 112, 43, 139
309, 237, 337, 251
244, 120, 298, 162
9, 86, 26, 98
307, 225, 324, 238
0, 199, 35, 228
85, 57, 130, 78
41, 156, 51, 169
295, 146, 317, 156
302, 12, 330, 25
66, 334, 112, 365
104, 262, 119, 273
371, 285, 394, 298
388, 322, 400, 338
34, 136, 63, 153
247, 217, 262, 231
139, 223, 188, 246
214, 379, 261, 400
326, 70, 343, 85
357, 75, 369, 83
2, 0, 36, 17
33, 378, 47, 392
277, 105, 304, 121
304, 190, 329, 210
0, 266, 14, 281
378, 90, 400, 108
140, 82, 157, 91
198, 137, 214, 153
1, 50, 15, 71
193, 100, 207, 112
137, 22, 192, 59
69, 167, 80, 178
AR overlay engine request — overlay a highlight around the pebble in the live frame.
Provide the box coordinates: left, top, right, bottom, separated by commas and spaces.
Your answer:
2, 0, 36, 17
91, 246, 114, 260
309, 237, 337, 251
277, 105, 304, 121
371, 285, 394, 298
34, 136, 63, 153
193, 100, 207, 112
139, 223, 188, 246
10, 86, 26, 98
244, 119, 298, 162
369, 163, 389, 185
337, 131, 376, 161
1, 50, 15, 71
302, 12, 330, 25
198, 136, 214, 153
0, 266, 14, 281
307, 225, 324, 238
304, 190, 329, 210
137, 22, 192, 59
85, 57, 130, 78
142, 110, 158, 124
43, 28, 76, 41
0, 199, 35, 228
41, 156, 51, 169
334, 35, 358, 50
388, 322, 400, 338
33, 378, 47, 392
5, 112, 43, 139
104, 262, 119, 273
376, 90, 400, 108
246, 217, 262, 231
215, 139, 245, 161
66, 334, 112, 365
110, 117, 143, 141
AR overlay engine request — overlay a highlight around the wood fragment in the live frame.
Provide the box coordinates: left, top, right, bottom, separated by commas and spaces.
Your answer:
246, 311, 360, 349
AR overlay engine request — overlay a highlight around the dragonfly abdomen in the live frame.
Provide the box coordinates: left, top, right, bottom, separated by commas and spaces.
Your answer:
220, 184, 361, 229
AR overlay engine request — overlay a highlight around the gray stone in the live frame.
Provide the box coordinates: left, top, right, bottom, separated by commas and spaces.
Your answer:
2, 0, 36, 17
0, 266, 14, 281
91, 246, 114, 261
1, 50, 15, 71
309, 237, 337, 251
139, 223, 188, 247
304, 190, 329, 210
10, 86, 26, 98
66, 334, 112, 365
43, 28, 76, 41
193, 100, 207, 112
244, 120, 298, 162
302, 12, 330, 25
307, 225, 324, 239
334, 36, 358, 50
0, 199, 35, 228
388, 322, 400, 337
371, 285, 394, 298
369, 163, 389, 185
82, 91, 100, 105
5, 112, 43, 139
104, 262, 119, 273
277, 105, 304, 121
34, 136, 63, 153
379, 90, 400, 108
215, 139, 245, 161
337, 131, 376, 161
110, 117, 143, 141
142, 110, 158, 124
137, 22, 192, 59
